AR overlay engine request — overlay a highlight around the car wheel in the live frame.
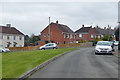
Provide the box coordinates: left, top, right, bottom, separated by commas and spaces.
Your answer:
2, 50, 4, 53
41, 48, 45, 50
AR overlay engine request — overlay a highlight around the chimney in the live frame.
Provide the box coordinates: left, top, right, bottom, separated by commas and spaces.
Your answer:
82, 24, 84, 28
109, 26, 111, 29
56, 20, 58, 24
6, 24, 11, 28
96, 25, 98, 28
90, 25, 92, 28
104, 27, 106, 29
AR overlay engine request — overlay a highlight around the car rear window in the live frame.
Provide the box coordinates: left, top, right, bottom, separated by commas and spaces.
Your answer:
97, 42, 110, 46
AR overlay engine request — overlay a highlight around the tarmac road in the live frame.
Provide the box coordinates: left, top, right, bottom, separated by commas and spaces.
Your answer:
29, 47, 118, 78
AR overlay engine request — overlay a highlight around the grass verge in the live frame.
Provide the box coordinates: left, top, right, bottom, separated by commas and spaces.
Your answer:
0, 53, 2, 79
2, 48, 76, 78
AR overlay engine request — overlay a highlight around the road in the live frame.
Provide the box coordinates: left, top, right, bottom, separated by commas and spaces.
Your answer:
29, 47, 118, 78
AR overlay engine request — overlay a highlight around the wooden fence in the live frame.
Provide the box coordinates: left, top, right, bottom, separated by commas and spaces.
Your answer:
8, 42, 93, 52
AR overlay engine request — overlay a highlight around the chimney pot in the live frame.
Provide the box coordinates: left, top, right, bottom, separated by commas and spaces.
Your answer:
96, 25, 98, 28
104, 27, 106, 29
82, 24, 84, 28
56, 20, 58, 24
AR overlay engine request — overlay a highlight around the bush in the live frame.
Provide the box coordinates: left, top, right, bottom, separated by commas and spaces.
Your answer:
78, 40, 88, 43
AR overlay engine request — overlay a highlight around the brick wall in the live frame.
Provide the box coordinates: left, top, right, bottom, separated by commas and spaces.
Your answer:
40, 23, 76, 45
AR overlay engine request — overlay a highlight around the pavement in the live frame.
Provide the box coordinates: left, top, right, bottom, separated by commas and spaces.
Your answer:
28, 47, 118, 78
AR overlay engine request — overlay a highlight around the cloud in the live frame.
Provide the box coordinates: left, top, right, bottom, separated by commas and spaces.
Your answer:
0, 2, 118, 35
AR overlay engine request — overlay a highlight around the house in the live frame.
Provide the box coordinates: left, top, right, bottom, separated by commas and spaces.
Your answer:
93, 26, 116, 40
0, 24, 24, 47
40, 21, 76, 45
75, 25, 94, 41
75, 25, 116, 41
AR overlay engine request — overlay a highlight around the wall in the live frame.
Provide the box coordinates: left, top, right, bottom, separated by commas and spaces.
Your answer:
2, 33, 24, 47
41, 23, 76, 44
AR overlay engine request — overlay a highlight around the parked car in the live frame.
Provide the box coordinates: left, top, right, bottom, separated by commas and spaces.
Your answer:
95, 41, 112, 54
109, 41, 115, 51
0, 46, 10, 53
40, 43, 58, 50
114, 41, 119, 46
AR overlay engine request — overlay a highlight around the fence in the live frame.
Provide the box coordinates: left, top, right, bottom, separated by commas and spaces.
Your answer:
8, 42, 93, 52
8, 45, 41, 52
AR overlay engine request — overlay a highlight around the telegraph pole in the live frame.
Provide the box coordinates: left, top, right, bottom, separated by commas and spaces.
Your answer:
49, 17, 50, 43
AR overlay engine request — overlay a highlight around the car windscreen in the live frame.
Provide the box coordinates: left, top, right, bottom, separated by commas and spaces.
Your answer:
97, 42, 110, 46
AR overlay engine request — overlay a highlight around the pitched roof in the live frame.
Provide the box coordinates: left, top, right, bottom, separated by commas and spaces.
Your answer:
52, 23, 74, 33
75, 27, 91, 33
0, 26, 24, 35
93, 27, 115, 35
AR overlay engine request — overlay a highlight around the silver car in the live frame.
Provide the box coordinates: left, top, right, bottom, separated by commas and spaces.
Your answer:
0, 46, 10, 53
95, 41, 112, 54
40, 43, 58, 50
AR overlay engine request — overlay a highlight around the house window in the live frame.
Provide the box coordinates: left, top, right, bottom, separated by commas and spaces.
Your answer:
44, 33, 46, 37
79, 34, 82, 37
67, 34, 69, 38
48, 34, 50, 37
91, 35, 94, 38
101, 35, 104, 37
7, 36, 9, 40
74, 35, 75, 39
14, 36, 16, 40
70, 34, 72, 38
98, 35, 100, 39
19, 36, 22, 40
64, 34, 66, 38
95, 35, 96, 38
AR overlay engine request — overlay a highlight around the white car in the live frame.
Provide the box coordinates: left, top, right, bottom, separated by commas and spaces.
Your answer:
95, 41, 112, 54
40, 43, 58, 50
0, 46, 10, 53
114, 41, 119, 46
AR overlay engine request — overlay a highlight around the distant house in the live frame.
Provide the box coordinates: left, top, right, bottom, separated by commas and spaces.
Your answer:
75, 25, 94, 41
0, 24, 24, 47
93, 26, 116, 40
40, 21, 76, 45
75, 25, 116, 41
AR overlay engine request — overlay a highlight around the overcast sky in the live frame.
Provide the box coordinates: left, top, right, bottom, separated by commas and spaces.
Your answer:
0, 0, 119, 36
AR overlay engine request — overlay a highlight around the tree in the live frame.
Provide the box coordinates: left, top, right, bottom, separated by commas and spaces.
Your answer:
24, 34, 41, 46
24, 35, 29, 41
115, 28, 119, 41
102, 35, 113, 41
29, 35, 40, 43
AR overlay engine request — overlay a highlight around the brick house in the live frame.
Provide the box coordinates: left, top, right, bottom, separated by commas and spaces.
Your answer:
40, 22, 116, 45
40, 21, 76, 45
75, 25, 94, 41
75, 25, 116, 41
93, 26, 116, 40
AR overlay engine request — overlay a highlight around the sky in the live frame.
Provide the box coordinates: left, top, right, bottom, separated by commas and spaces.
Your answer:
0, 0, 119, 36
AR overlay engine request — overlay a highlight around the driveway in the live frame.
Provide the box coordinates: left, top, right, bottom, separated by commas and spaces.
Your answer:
28, 47, 118, 78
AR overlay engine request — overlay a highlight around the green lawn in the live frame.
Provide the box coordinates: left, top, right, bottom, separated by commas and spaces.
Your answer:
2, 48, 76, 78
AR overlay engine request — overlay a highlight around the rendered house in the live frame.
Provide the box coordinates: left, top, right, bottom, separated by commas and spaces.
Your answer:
40, 21, 76, 45
0, 24, 24, 47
